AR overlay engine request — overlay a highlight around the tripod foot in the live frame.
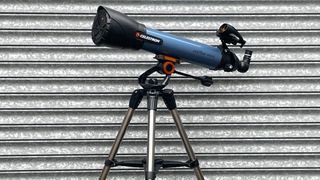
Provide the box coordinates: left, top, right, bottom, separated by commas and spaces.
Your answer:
145, 172, 156, 180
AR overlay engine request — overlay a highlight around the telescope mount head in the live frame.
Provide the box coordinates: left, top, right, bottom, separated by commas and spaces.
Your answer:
138, 55, 214, 90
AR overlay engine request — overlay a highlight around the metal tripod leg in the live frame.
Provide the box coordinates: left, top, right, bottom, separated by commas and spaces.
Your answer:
99, 108, 135, 180
162, 89, 205, 180
145, 90, 159, 180
171, 109, 205, 180
99, 89, 145, 180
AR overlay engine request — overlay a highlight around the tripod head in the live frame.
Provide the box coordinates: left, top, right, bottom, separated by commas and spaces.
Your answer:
138, 55, 214, 90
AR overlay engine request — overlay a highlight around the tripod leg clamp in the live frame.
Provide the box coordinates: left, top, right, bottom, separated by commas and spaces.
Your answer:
161, 89, 177, 110
129, 89, 145, 109
186, 159, 199, 169
104, 159, 118, 167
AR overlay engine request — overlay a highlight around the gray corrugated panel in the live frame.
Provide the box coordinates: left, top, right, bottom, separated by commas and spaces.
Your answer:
0, 108, 320, 124
1, 46, 319, 62
2, 138, 320, 155
1, 0, 319, 179
0, 0, 319, 14
0, 14, 320, 30
0, 78, 319, 93
2, 154, 320, 170
1, 30, 320, 46
2, 123, 320, 140
2, 171, 320, 180
0, 93, 317, 108
0, 62, 319, 77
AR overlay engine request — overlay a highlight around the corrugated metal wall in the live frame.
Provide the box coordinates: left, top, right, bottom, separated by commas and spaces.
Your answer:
0, 0, 319, 179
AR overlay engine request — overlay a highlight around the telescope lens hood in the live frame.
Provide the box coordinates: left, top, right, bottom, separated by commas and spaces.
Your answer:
92, 6, 146, 49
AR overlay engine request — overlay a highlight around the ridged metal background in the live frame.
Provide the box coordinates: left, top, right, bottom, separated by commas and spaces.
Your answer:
0, 0, 319, 179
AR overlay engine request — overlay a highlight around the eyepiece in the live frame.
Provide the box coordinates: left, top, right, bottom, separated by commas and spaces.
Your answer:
92, 6, 146, 49
237, 50, 253, 73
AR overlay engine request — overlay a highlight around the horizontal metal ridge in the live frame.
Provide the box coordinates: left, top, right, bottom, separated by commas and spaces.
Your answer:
0, 108, 317, 124
1, 29, 320, 33
0, 76, 317, 81
1, 0, 319, 15
1, 13, 320, 17
0, 122, 320, 129
127, 13, 320, 16
0, 91, 315, 96
4, 12, 320, 16
0, 75, 317, 93
0, 107, 318, 112
0, 46, 317, 62
2, 123, 319, 140
0, 60, 319, 65
0, 61, 318, 65
2, 168, 320, 175
0, 45, 318, 50
0, 45, 319, 49
0, 93, 316, 108
2, 122, 320, 128
0, 14, 319, 30
1, 137, 320, 143
1, 30, 319, 46
3, 152, 320, 159
1, 29, 320, 32
2, 28, 320, 32
1, 61, 319, 65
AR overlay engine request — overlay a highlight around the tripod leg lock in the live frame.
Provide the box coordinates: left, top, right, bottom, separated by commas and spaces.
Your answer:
129, 89, 145, 109
161, 89, 177, 110
186, 159, 200, 169
104, 159, 118, 167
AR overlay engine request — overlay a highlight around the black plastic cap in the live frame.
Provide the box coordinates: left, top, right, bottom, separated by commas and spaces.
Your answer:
129, 89, 145, 109
161, 89, 177, 110
92, 6, 146, 49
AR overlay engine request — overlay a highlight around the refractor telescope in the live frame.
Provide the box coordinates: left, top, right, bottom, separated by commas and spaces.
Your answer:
92, 6, 252, 83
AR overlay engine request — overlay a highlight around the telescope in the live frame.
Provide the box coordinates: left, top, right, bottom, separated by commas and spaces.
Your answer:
92, 6, 252, 81
92, 6, 253, 180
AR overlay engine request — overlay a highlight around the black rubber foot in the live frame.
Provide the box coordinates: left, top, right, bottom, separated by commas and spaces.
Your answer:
145, 171, 156, 180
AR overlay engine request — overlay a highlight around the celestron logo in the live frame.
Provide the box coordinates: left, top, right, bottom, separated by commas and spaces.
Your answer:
136, 32, 162, 45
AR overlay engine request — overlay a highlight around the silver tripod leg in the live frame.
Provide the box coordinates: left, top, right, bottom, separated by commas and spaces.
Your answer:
99, 108, 135, 180
100, 89, 144, 180
146, 90, 158, 180
170, 109, 205, 180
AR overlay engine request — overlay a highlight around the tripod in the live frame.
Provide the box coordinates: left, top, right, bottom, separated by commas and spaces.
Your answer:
99, 55, 212, 180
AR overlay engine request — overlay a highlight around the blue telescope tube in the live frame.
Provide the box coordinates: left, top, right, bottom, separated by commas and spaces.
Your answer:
142, 28, 222, 70
92, 6, 252, 72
